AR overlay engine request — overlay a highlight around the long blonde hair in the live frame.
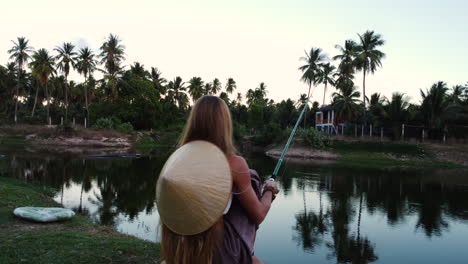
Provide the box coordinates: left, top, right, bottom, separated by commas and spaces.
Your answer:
161, 95, 235, 263
179, 95, 236, 154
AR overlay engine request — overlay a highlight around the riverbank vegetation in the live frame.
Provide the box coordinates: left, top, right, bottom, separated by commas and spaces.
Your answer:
1, 32, 466, 147
0, 176, 160, 264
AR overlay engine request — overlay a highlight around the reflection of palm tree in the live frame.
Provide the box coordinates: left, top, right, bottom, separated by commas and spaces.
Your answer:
292, 177, 329, 252
88, 185, 119, 226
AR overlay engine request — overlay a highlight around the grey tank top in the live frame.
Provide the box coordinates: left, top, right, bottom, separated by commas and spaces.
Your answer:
213, 169, 262, 264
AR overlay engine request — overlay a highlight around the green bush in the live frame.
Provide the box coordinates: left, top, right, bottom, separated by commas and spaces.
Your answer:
296, 128, 333, 149
93, 117, 115, 130
252, 122, 285, 146
116, 122, 135, 134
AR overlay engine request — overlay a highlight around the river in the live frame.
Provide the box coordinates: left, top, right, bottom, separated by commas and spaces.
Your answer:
1, 147, 468, 264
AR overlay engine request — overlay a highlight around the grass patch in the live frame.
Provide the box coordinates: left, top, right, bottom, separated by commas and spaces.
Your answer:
0, 135, 29, 147
0, 177, 161, 264
134, 134, 178, 155
328, 140, 462, 169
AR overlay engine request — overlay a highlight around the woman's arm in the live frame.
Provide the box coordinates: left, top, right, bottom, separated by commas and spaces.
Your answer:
228, 155, 277, 225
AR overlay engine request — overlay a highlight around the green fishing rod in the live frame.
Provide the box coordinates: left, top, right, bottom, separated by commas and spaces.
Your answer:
270, 96, 310, 180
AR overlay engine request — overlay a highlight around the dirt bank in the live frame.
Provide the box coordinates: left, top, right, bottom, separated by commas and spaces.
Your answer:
265, 146, 338, 160
0, 125, 135, 154
427, 144, 468, 166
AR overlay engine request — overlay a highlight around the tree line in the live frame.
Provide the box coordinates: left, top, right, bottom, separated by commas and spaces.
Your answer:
1, 32, 467, 143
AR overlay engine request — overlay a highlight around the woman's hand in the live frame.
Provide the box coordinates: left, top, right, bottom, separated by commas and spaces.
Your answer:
263, 180, 279, 195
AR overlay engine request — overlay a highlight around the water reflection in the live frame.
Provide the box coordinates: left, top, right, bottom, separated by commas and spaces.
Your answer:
2, 150, 468, 263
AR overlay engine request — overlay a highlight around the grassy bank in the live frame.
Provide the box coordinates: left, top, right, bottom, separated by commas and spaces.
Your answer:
328, 140, 464, 169
0, 177, 160, 264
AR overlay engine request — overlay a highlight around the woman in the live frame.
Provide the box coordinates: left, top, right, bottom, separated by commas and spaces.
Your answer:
157, 95, 279, 264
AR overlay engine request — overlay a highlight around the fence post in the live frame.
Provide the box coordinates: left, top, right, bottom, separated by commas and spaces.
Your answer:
370, 124, 373, 137
61, 117, 63, 126
342, 125, 344, 136
355, 125, 357, 137
48, 117, 51, 126
422, 129, 425, 143
73, 117, 76, 126
401, 124, 405, 141
84, 118, 87, 129
361, 125, 364, 137
380, 127, 383, 141
443, 134, 446, 144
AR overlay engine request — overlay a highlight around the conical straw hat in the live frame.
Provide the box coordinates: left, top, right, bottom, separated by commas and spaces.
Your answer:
156, 140, 232, 235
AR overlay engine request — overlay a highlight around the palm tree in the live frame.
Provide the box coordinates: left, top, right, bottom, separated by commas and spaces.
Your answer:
299, 47, 327, 127
369, 93, 387, 127
448, 85, 465, 105
355, 30, 386, 122
316, 63, 336, 105
299, 47, 327, 98
99, 34, 125, 100
225, 78, 237, 94
332, 80, 361, 122
55, 42, 77, 121
204, 83, 213, 96
150, 67, 166, 97
236, 92, 242, 105
76, 47, 97, 122
333, 39, 358, 85
29, 49, 56, 121
8, 37, 33, 123
296, 93, 308, 108
167, 77, 188, 109
219, 92, 230, 104
188, 77, 204, 101
420, 81, 449, 129
246, 83, 268, 106
211, 78, 222, 95
130, 62, 149, 80
386, 92, 409, 131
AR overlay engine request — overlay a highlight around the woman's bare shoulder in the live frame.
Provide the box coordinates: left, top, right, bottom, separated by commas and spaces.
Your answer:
227, 155, 250, 179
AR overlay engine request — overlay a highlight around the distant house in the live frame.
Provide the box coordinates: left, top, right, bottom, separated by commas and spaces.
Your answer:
315, 105, 345, 135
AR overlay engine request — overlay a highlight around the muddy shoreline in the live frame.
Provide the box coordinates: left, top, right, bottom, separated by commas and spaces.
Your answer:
265, 146, 338, 160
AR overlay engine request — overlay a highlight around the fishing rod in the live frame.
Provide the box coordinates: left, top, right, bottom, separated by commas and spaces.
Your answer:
270, 96, 310, 180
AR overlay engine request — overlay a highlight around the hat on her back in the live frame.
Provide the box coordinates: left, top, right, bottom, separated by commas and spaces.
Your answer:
156, 140, 232, 235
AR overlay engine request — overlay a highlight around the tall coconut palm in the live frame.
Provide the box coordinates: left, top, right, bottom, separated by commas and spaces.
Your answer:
29, 49, 56, 121
54, 42, 76, 121
299, 47, 327, 98
225, 78, 237, 94
8, 37, 33, 123
150, 67, 166, 97
332, 81, 361, 122
316, 63, 336, 105
211, 78, 222, 95
188, 77, 204, 101
355, 30, 386, 122
76, 47, 97, 122
99, 34, 125, 100
236, 92, 243, 105
299, 47, 327, 126
333, 39, 358, 85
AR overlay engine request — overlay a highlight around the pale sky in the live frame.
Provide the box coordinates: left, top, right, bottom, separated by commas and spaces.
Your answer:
1, 0, 467, 104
